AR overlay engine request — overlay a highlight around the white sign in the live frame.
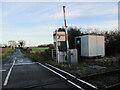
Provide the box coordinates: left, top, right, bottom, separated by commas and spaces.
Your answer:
53, 31, 66, 42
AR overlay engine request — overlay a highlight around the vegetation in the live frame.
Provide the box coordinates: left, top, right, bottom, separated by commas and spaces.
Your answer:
53, 27, 120, 70
57, 27, 120, 56
21, 46, 91, 71
22, 26, 120, 71
46, 59, 90, 71
21, 46, 52, 63
8, 40, 16, 48
68, 27, 81, 49
21, 46, 80, 71
105, 31, 120, 56
30, 47, 49, 52
0, 48, 15, 59
46, 60, 77, 71
38, 44, 53, 48
18, 40, 26, 48
22, 50, 45, 63
57, 27, 81, 49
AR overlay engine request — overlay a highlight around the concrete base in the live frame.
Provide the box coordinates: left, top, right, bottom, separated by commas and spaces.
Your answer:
67, 49, 78, 66
57, 51, 66, 64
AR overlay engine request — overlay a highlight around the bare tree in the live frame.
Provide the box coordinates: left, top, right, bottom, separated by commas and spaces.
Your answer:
8, 40, 16, 49
18, 40, 26, 48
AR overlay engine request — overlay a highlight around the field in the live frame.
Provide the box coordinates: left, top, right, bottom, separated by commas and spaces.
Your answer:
0, 48, 15, 58
21, 47, 49, 62
29, 47, 49, 53
30, 47, 48, 52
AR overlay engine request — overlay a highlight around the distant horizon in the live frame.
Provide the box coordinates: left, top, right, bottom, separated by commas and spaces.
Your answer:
1, 27, 119, 47
1, 2, 118, 46
1, 28, 119, 47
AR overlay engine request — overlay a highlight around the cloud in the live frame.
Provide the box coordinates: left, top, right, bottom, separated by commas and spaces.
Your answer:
3, 2, 117, 25
50, 3, 118, 20
69, 20, 118, 30
2, 2, 118, 46
2, 25, 56, 45
2, 25, 57, 36
2, 0, 120, 2
3, 2, 117, 26
2, 3, 61, 25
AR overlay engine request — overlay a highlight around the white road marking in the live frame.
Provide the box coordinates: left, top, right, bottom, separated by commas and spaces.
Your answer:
38, 63, 67, 80
46, 63, 76, 78
46, 63, 98, 89
77, 79, 98, 89
14, 63, 35, 65
0, 70, 6, 72
67, 80, 85, 90
37, 62, 84, 90
3, 60, 16, 86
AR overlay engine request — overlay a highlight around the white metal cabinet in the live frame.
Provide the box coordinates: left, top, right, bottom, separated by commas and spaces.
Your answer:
79, 34, 105, 57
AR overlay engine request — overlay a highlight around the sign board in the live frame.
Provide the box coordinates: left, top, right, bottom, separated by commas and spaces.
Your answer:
53, 31, 66, 42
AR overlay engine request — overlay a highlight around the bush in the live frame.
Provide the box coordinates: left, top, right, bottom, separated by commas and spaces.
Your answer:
105, 31, 120, 56
42, 46, 54, 59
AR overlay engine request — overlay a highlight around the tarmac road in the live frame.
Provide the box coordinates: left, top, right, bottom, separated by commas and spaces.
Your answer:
2, 49, 78, 89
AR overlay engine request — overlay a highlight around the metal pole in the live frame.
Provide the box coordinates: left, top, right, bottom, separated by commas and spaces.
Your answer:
55, 30, 59, 63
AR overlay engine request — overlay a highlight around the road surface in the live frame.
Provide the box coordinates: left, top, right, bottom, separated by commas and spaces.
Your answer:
2, 49, 78, 89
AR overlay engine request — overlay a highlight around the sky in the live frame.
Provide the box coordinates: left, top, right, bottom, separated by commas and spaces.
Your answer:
1, 1, 119, 46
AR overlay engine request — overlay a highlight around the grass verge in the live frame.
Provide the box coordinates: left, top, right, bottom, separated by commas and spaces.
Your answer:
44, 58, 90, 71
21, 50, 45, 63
0, 48, 15, 59
29, 47, 49, 52
21, 48, 91, 71
21, 47, 120, 72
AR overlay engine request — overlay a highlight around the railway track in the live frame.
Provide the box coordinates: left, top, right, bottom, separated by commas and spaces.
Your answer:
20, 63, 98, 90
45, 63, 120, 90
80, 69, 120, 90
45, 63, 98, 90
19, 63, 119, 90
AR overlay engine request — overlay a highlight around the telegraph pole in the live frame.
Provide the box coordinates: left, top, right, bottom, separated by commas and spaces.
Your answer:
63, 6, 69, 61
